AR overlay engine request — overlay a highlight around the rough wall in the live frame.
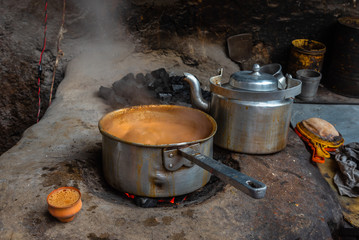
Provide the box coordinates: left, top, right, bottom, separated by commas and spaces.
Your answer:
0, 0, 94, 154
0, 1, 66, 154
121, 0, 359, 70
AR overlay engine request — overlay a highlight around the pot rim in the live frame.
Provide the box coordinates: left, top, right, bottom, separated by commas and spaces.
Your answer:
98, 104, 217, 148
291, 39, 326, 54
47, 186, 82, 209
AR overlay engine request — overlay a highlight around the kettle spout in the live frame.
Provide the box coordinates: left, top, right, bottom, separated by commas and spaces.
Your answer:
183, 73, 210, 112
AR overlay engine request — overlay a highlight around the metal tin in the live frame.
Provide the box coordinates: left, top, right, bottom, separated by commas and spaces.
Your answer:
296, 69, 322, 101
287, 39, 326, 76
229, 64, 278, 91
326, 17, 359, 98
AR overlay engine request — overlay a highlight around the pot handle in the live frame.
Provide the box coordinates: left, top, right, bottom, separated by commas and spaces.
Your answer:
178, 147, 267, 199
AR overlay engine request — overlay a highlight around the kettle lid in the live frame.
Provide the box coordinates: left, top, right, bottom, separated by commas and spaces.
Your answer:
229, 64, 278, 91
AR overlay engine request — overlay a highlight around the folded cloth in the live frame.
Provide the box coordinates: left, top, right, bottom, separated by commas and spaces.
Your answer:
334, 143, 359, 197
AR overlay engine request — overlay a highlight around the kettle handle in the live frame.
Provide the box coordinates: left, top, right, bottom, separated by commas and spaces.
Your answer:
284, 74, 302, 98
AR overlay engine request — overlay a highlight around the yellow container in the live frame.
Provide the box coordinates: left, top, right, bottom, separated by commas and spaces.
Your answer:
287, 39, 326, 76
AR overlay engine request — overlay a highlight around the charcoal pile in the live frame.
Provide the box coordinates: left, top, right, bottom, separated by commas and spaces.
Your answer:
99, 68, 210, 108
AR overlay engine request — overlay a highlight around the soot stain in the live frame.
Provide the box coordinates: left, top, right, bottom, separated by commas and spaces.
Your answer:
77, 147, 131, 206
41, 166, 57, 172
181, 209, 195, 218
115, 218, 126, 226
40, 146, 103, 190
65, 163, 76, 174
143, 217, 160, 227
162, 216, 174, 225
41, 159, 83, 188
49, 167, 57, 171
213, 146, 241, 171
323, 173, 330, 179
87, 205, 98, 211
22, 210, 57, 238
87, 233, 111, 240
170, 231, 187, 240
281, 169, 303, 179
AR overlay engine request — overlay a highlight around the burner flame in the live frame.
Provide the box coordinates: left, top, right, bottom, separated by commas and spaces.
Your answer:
125, 193, 135, 199
124, 193, 187, 206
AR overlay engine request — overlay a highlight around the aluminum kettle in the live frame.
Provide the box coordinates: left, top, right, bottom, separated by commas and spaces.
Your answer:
183, 64, 302, 154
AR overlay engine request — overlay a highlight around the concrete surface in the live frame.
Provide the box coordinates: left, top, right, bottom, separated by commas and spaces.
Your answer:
292, 103, 359, 144
0, 40, 343, 240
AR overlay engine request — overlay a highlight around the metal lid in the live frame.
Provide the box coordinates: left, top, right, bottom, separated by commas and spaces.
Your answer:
338, 17, 359, 30
229, 64, 278, 91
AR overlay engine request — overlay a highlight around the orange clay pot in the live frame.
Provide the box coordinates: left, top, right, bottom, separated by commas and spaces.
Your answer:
47, 187, 82, 223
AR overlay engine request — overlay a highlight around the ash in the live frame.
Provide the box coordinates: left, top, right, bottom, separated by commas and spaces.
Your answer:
98, 68, 211, 108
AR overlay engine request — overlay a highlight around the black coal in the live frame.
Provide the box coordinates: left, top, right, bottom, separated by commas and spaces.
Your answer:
99, 68, 211, 108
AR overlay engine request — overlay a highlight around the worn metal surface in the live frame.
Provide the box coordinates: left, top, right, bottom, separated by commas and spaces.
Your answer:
99, 105, 216, 197
229, 64, 278, 91
183, 72, 210, 112
227, 33, 253, 67
184, 72, 300, 153
260, 63, 287, 89
209, 75, 302, 101
296, 69, 322, 101
163, 145, 197, 171
210, 95, 293, 153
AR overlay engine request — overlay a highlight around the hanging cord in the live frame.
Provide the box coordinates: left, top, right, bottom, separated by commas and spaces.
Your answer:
37, 0, 48, 122
49, 0, 66, 105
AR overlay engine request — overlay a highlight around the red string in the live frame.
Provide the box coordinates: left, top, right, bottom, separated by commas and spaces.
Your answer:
38, 5, 47, 65
37, 76, 41, 121
37, 1, 48, 122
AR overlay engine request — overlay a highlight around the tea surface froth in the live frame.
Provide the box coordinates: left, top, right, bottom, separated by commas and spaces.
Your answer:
48, 188, 80, 208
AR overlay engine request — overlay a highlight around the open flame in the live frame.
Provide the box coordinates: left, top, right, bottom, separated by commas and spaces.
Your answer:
124, 193, 188, 206
124, 192, 135, 199
158, 197, 175, 204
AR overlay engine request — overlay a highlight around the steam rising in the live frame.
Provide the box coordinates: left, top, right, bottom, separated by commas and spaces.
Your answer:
59, 0, 160, 107
74, 0, 125, 41
58, 0, 238, 110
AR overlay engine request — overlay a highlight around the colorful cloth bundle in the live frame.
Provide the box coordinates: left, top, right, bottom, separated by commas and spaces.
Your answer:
294, 118, 344, 163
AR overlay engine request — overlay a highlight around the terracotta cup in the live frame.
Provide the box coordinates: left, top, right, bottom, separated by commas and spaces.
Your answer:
47, 186, 82, 223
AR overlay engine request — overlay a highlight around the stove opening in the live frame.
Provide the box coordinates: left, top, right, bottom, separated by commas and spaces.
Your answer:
121, 176, 224, 208
79, 144, 237, 208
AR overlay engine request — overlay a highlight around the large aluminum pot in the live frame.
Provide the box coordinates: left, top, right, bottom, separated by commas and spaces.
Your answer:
98, 105, 266, 198
184, 64, 302, 154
